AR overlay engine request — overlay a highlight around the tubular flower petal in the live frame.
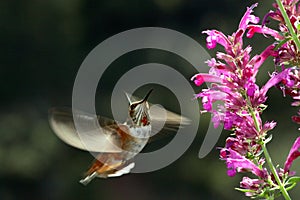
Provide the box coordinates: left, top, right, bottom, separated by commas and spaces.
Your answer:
239, 3, 259, 30
260, 68, 290, 96
284, 137, 300, 173
220, 149, 267, 178
202, 30, 231, 50
240, 177, 265, 197
246, 25, 284, 40
191, 73, 222, 86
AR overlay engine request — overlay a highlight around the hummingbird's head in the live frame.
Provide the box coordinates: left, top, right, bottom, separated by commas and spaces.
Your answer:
126, 89, 153, 127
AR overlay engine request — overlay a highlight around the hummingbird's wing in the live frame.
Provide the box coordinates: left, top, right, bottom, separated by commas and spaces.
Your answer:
49, 107, 123, 153
148, 105, 191, 142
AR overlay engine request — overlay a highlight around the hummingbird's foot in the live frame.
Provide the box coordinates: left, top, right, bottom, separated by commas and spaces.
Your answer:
108, 162, 135, 177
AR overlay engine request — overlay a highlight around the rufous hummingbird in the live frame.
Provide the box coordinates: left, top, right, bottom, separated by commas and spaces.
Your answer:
49, 89, 189, 185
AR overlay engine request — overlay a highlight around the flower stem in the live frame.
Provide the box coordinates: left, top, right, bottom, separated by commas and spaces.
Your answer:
276, 0, 300, 51
245, 95, 260, 131
247, 98, 291, 200
262, 144, 291, 200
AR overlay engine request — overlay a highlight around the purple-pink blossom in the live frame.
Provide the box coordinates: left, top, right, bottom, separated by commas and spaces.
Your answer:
220, 148, 267, 178
203, 30, 230, 50
284, 137, 300, 173
193, 4, 278, 133
240, 177, 265, 197
191, 73, 222, 86
246, 25, 284, 40
193, 1, 300, 198
239, 3, 259, 30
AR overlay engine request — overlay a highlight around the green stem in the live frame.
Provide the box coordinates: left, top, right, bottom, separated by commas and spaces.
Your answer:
276, 0, 300, 51
262, 144, 291, 200
247, 98, 291, 200
248, 106, 260, 132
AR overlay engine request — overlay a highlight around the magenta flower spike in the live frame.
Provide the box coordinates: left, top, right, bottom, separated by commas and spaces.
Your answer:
193, 1, 300, 199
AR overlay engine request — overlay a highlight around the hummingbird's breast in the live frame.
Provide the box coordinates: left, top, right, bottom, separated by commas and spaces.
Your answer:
119, 125, 151, 158
129, 125, 151, 138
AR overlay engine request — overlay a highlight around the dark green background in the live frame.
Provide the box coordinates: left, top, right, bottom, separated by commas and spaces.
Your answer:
1, 0, 300, 199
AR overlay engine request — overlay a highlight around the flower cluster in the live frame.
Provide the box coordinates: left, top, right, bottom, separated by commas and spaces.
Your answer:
193, 2, 300, 199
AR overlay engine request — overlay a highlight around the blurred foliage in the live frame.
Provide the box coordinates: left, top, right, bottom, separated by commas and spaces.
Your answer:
1, 0, 299, 199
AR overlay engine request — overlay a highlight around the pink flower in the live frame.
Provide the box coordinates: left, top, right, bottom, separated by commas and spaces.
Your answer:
195, 89, 226, 112
240, 177, 265, 197
261, 121, 277, 134
246, 25, 284, 40
193, 5, 278, 159
253, 1, 300, 66
193, 2, 300, 198
220, 148, 267, 178
191, 73, 222, 86
284, 137, 300, 173
225, 136, 262, 157
202, 30, 230, 50
260, 68, 290, 97
239, 3, 259, 30
292, 111, 300, 124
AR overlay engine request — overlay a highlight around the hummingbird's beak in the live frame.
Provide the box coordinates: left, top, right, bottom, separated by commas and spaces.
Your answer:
125, 89, 153, 105
141, 89, 153, 103
125, 92, 132, 104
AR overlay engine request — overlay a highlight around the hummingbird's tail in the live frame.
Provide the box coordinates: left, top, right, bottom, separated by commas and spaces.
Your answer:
79, 161, 136, 185
79, 171, 98, 186
107, 162, 135, 177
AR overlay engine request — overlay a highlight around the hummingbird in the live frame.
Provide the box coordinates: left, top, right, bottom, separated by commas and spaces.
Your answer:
49, 89, 189, 185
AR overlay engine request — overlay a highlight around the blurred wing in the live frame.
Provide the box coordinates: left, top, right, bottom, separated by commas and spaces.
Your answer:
149, 105, 191, 142
49, 107, 122, 152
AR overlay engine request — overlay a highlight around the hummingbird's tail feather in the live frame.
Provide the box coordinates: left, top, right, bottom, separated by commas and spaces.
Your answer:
79, 171, 99, 186
80, 159, 135, 184
79, 162, 135, 185
107, 162, 135, 177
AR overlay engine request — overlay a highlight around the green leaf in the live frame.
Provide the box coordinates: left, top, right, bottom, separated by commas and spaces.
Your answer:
286, 183, 297, 191
235, 187, 254, 193
274, 37, 291, 50
287, 176, 300, 184
265, 134, 273, 144
284, 176, 300, 191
